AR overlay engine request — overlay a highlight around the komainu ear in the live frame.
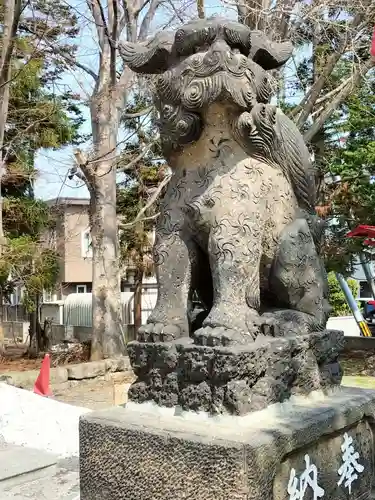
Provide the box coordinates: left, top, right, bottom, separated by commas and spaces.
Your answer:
119, 32, 174, 74
249, 31, 293, 70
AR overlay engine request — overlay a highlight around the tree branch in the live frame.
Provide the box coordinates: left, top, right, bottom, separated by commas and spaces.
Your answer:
115, 66, 133, 106
86, 0, 107, 48
122, 0, 138, 42
138, 0, 161, 41
19, 24, 99, 81
293, 9, 370, 129
121, 140, 157, 172
109, 0, 119, 84
304, 57, 375, 143
0, 0, 23, 150
120, 172, 171, 228
122, 106, 153, 118
120, 212, 160, 228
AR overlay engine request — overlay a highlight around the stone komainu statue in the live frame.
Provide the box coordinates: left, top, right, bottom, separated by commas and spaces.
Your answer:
120, 18, 330, 346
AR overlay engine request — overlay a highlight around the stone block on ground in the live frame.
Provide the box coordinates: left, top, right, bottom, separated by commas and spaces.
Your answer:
105, 356, 131, 373
67, 361, 107, 380
0, 366, 68, 389
79, 386, 375, 500
127, 329, 344, 415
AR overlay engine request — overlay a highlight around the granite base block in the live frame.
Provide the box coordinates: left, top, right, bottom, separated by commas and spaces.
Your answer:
80, 387, 375, 500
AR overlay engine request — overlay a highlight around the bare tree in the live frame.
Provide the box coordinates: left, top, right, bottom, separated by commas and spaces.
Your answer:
230, 0, 374, 142
69, 0, 194, 360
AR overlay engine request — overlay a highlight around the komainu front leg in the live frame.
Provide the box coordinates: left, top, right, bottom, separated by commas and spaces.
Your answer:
138, 228, 196, 342
262, 217, 328, 337
193, 214, 263, 346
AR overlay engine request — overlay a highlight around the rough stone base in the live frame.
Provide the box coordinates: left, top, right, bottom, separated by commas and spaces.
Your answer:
80, 387, 375, 500
127, 329, 343, 415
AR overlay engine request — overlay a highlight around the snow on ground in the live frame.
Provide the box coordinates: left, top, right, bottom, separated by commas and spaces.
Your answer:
0, 383, 91, 458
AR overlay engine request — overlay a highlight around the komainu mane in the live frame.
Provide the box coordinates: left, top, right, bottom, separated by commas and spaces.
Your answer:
120, 17, 329, 346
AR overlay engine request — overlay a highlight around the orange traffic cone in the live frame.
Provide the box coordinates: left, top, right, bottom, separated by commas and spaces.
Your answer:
33, 353, 53, 397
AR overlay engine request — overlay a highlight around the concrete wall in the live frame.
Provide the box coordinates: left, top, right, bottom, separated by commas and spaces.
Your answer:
49, 324, 135, 345
3, 322, 136, 346
3, 321, 29, 341
343, 336, 375, 352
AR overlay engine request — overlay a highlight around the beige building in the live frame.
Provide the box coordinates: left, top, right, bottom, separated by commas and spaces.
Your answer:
9, 197, 157, 317
46, 197, 93, 299
45, 197, 156, 301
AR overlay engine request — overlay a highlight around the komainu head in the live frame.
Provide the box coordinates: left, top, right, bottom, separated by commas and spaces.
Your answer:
120, 17, 293, 153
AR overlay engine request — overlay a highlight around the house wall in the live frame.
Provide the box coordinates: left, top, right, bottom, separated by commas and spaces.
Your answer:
63, 205, 92, 284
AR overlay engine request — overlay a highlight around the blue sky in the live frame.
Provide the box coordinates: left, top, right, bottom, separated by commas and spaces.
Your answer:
33, 1, 239, 200
34, 0, 304, 200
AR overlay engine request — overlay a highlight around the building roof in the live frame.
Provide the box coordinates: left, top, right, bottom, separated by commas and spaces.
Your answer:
45, 197, 90, 207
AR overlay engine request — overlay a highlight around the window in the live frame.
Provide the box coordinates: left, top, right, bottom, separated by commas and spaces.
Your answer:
43, 290, 53, 303
359, 281, 372, 299
76, 285, 87, 294
81, 228, 92, 258
11, 286, 23, 305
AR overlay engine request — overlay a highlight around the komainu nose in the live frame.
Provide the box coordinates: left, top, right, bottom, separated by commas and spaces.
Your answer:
206, 38, 231, 60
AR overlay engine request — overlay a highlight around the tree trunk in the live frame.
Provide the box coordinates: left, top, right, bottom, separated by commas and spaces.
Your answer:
0, 289, 3, 352
197, 0, 205, 18
28, 304, 39, 357
133, 265, 143, 331
0, 0, 22, 352
89, 93, 125, 360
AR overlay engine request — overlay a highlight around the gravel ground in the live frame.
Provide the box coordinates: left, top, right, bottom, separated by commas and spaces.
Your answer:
341, 350, 375, 377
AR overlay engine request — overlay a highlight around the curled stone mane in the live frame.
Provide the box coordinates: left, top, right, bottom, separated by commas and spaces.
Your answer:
120, 17, 293, 153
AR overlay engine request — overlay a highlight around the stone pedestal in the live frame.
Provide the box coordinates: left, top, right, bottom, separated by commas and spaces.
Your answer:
127, 330, 344, 415
80, 387, 375, 500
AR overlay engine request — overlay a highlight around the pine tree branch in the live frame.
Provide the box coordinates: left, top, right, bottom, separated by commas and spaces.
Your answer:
292, 8, 370, 128
304, 57, 375, 143
122, 106, 153, 118
119, 172, 171, 228
19, 25, 99, 81
121, 141, 156, 172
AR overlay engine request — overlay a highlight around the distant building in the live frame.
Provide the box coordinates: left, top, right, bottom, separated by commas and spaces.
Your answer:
10, 197, 157, 306
351, 258, 375, 302
45, 197, 92, 299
